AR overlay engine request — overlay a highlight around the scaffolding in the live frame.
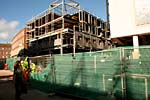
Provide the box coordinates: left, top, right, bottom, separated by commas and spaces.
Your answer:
26, 0, 113, 56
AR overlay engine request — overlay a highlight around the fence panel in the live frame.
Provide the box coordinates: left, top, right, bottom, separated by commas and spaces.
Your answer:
6, 46, 150, 100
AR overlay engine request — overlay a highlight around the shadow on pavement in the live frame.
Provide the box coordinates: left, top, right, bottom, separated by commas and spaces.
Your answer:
0, 80, 15, 100
0, 79, 75, 100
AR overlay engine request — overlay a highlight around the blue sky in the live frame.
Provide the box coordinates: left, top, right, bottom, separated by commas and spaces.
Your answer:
0, 0, 106, 43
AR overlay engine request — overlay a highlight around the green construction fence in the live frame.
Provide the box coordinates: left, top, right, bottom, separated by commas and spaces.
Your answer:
6, 46, 150, 100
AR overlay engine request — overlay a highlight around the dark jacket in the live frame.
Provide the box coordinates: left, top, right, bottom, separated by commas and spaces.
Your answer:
13, 61, 23, 86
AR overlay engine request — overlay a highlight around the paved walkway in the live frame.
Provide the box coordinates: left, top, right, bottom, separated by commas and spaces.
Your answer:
0, 70, 74, 100
0, 70, 114, 100
0, 70, 13, 80
0, 80, 75, 100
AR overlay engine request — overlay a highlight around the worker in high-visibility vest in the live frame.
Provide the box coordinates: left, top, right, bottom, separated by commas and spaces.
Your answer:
29, 60, 36, 73
22, 56, 36, 72
22, 56, 29, 70
21, 56, 30, 81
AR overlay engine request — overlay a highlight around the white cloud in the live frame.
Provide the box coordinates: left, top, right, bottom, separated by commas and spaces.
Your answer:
0, 18, 19, 42
9, 21, 19, 29
0, 32, 9, 40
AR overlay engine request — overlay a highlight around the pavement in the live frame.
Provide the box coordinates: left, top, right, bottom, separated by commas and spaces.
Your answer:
0, 70, 13, 80
0, 70, 75, 100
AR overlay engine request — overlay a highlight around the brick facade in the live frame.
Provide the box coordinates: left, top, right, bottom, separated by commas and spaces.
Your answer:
0, 44, 11, 58
11, 28, 29, 57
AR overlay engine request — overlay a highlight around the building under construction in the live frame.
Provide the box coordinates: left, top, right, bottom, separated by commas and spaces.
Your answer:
26, 0, 112, 56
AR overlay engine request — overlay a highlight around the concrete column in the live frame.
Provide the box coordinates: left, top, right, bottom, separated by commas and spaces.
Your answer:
132, 35, 140, 59
133, 35, 139, 48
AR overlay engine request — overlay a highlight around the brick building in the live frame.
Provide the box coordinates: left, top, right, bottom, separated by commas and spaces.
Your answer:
11, 28, 29, 57
0, 43, 11, 58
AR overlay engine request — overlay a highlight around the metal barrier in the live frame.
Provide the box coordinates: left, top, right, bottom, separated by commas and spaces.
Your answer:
6, 46, 150, 100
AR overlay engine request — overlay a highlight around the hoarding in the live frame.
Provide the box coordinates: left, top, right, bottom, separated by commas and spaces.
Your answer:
109, 0, 150, 38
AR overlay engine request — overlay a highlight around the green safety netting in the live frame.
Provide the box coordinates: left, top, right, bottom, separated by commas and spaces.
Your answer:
123, 47, 150, 100
30, 63, 54, 93
6, 46, 150, 100
54, 51, 119, 100
6, 57, 20, 70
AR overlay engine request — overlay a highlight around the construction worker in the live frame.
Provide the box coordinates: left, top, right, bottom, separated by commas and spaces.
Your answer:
22, 56, 30, 82
30, 60, 36, 73
22, 56, 29, 70
13, 61, 24, 100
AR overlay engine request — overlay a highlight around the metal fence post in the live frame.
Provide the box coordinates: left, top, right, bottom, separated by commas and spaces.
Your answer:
120, 48, 126, 100
103, 74, 106, 91
94, 55, 97, 73
145, 78, 148, 100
